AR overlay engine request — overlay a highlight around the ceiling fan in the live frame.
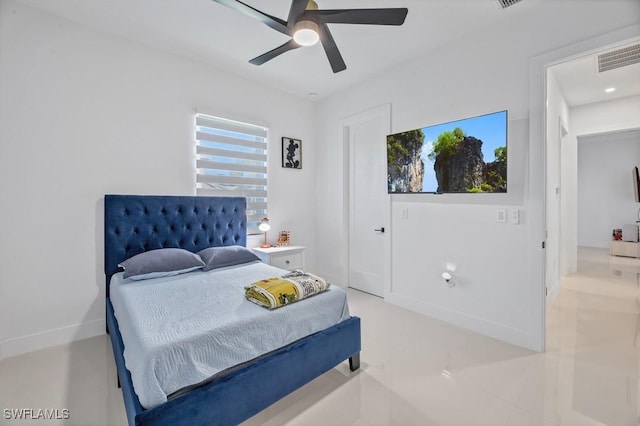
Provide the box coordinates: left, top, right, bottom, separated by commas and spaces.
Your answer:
211, 0, 408, 73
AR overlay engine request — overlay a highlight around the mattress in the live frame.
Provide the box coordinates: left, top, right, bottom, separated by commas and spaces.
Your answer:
109, 261, 350, 409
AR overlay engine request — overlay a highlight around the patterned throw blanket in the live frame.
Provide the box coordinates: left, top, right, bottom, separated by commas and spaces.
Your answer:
245, 270, 330, 309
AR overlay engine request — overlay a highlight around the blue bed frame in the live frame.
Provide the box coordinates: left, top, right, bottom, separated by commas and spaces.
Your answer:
104, 195, 361, 426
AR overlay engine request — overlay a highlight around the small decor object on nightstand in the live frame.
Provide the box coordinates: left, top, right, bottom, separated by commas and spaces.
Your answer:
276, 230, 291, 247
613, 229, 622, 240
282, 137, 302, 169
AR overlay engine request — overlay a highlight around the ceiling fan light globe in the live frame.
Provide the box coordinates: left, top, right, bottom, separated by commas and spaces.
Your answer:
293, 21, 319, 46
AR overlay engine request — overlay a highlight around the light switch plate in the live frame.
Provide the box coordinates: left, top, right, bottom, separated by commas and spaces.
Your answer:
497, 209, 506, 223
511, 208, 520, 224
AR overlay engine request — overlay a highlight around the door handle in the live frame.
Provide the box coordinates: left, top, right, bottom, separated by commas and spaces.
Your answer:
374, 227, 385, 233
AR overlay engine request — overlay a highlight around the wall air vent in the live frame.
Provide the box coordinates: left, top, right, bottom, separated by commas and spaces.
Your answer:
597, 44, 640, 72
495, 0, 523, 9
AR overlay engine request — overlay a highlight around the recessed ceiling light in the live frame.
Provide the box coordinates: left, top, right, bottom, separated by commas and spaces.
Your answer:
605, 87, 616, 93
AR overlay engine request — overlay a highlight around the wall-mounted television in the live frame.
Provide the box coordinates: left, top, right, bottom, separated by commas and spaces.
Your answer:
387, 110, 508, 193
633, 166, 640, 203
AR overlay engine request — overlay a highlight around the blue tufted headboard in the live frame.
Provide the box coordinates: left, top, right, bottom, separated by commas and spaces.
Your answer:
104, 195, 247, 297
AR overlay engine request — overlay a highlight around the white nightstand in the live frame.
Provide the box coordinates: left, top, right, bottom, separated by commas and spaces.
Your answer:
252, 246, 305, 271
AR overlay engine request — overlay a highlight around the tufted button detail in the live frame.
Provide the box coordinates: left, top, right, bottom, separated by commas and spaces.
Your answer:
107, 198, 248, 280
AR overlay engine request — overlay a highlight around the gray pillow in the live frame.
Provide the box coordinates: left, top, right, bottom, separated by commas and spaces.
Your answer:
198, 245, 260, 272
118, 248, 205, 280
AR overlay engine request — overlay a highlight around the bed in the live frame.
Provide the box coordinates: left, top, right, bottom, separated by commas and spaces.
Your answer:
104, 195, 361, 426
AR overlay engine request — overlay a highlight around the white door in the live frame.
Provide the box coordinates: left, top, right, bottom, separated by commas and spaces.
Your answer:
345, 105, 390, 297
545, 117, 565, 302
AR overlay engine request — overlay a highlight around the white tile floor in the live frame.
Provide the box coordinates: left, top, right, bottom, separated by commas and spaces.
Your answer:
1, 247, 639, 425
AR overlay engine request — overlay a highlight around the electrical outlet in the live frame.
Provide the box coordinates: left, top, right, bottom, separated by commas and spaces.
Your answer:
401, 208, 409, 220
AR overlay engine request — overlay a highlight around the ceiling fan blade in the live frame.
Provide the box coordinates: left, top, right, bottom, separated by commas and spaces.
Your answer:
249, 39, 300, 66
287, 0, 309, 28
211, 0, 292, 36
317, 23, 346, 73
310, 8, 408, 26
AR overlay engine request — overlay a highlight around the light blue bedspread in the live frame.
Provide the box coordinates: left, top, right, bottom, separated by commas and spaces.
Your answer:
110, 262, 350, 409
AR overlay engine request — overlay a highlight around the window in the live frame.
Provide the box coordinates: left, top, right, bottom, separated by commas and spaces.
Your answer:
195, 113, 268, 234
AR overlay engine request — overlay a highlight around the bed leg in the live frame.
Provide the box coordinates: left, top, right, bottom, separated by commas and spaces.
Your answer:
349, 353, 360, 371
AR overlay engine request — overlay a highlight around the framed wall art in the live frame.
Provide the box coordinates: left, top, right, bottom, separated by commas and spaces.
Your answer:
282, 137, 302, 169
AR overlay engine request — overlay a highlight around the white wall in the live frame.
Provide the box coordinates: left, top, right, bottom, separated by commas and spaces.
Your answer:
315, 2, 640, 351
559, 108, 579, 277
577, 130, 640, 248
572, 96, 640, 137
0, 2, 316, 358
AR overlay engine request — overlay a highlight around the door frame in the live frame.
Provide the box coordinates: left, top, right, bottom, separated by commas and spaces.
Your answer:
531, 25, 640, 352
339, 104, 392, 297
544, 115, 566, 307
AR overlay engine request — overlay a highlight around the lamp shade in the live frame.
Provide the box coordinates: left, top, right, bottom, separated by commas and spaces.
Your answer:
258, 218, 271, 232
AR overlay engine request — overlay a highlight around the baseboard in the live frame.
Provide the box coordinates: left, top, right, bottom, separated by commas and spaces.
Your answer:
0, 319, 105, 360
385, 293, 533, 351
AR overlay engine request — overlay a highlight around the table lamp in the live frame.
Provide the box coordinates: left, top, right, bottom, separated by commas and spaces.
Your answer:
259, 218, 271, 248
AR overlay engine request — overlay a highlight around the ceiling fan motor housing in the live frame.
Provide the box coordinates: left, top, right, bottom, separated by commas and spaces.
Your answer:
212, 0, 408, 73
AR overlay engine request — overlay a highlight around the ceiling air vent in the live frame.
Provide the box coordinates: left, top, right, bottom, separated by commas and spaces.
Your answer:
495, 0, 523, 9
597, 44, 640, 73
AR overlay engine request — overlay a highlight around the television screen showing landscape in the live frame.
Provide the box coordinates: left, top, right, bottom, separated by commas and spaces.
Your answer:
387, 110, 507, 193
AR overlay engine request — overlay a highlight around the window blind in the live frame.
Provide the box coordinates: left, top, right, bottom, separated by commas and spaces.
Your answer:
195, 113, 268, 234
